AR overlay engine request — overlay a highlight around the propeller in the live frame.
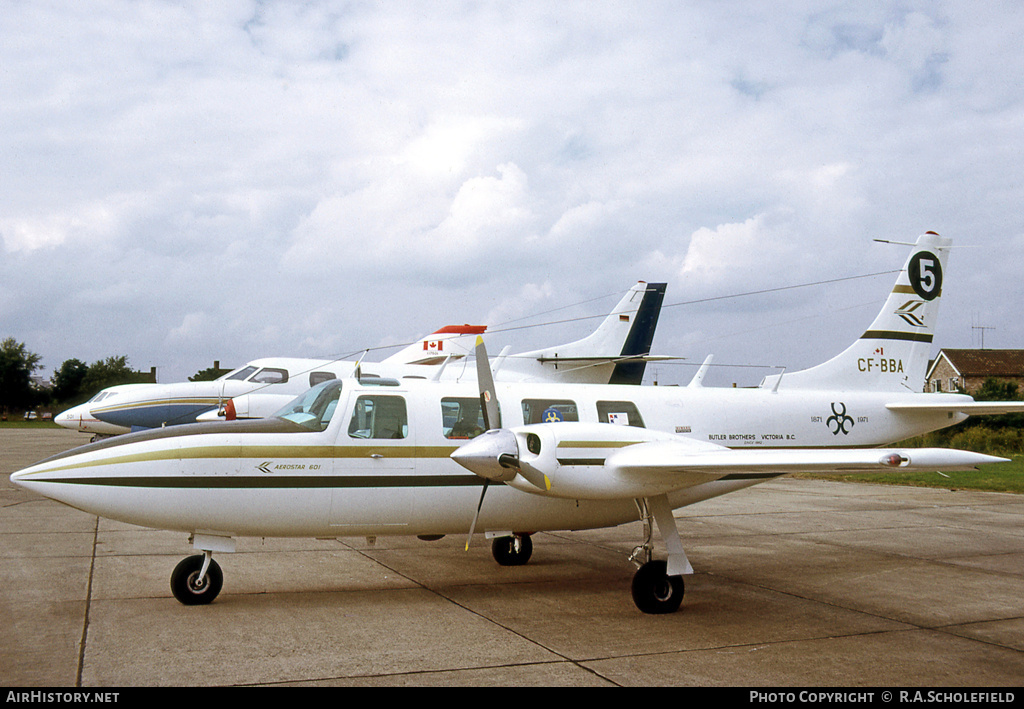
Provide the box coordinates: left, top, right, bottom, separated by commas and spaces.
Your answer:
475, 336, 501, 431
460, 336, 551, 550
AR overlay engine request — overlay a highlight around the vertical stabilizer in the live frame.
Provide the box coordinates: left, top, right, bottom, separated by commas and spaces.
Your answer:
761, 232, 951, 392
513, 282, 667, 384
609, 282, 667, 384
382, 325, 488, 366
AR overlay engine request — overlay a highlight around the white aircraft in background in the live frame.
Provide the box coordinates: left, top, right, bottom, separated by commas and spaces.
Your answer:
54, 281, 668, 437
54, 325, 490, 438
52, 384, 161, 438
15, 233, 1023, 613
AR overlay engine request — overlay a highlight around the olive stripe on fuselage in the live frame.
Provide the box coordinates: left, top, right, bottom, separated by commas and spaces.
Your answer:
21, 471, 783, 489
17, 444, 463, 477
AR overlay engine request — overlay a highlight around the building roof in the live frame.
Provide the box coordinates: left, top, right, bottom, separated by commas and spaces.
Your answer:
931, 349, 1024, 378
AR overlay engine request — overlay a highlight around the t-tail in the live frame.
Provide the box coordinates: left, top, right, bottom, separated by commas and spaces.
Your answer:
515, 281, 668, 384
760, 232, 951, 392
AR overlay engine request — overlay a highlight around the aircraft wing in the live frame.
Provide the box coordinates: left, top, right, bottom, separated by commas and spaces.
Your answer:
604, 442, 1006, 487
454, 421, 1006, 500
886, 401, 1024, 415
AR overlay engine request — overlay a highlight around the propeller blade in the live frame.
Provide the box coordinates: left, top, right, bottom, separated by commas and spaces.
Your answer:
517, 461, 552, 492
462, 335, 548, 548
474, 336, 501, 429
466, 480, 489, 551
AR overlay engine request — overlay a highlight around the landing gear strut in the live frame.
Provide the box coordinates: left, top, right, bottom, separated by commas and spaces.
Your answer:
170, 551, 223, 605
629, 496, 691, 614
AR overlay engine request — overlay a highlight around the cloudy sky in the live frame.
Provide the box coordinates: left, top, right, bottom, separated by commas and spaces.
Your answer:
3, 1, 1023, 387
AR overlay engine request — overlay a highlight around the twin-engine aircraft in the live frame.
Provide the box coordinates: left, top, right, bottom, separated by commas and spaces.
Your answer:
13, 233, 1022, 613
54, 281, 667, 437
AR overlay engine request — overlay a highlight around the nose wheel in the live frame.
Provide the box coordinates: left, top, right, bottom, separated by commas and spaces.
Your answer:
170, 552, 223, 605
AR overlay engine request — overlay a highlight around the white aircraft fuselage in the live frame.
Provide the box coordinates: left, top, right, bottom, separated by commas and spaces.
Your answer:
13, 376, 976, 539
14, 232, 1019, 612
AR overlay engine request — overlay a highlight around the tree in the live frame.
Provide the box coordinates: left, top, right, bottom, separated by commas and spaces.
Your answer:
0, 338, 43, 415
974, 377, 1020, 402
189, 363, 233, 382
79, 356, 152, 398
969, 377, 1024, 430
51, 358, 89, 405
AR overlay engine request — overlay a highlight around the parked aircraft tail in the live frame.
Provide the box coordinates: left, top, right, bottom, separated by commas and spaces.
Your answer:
761, 232, 951, 392
510, 281, 668, 384
381, 324, 488, 366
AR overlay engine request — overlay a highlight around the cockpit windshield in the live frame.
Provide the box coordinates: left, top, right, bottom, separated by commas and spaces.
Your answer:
273, 379, 344, 431
220, 365, 258, 381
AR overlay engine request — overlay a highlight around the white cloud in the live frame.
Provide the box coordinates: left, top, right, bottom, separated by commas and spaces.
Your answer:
1, 2, 1023, 384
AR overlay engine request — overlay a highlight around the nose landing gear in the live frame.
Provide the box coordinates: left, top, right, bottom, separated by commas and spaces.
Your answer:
170, 551, 223, 605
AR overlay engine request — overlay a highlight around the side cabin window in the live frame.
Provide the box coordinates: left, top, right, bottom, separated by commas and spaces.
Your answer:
522, 399, 578, 425
309, 371, 336, 387
442, 397, 488, 439
250, 367, 288, 384
349, 395, 408, 439
596, 401, 645, 428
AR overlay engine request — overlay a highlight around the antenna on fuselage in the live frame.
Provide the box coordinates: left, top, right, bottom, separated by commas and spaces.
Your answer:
687, 355, 714, 388
353, 350, 369, 380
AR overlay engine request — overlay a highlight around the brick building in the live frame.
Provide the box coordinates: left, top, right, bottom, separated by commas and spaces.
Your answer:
925, 349, 1024, 394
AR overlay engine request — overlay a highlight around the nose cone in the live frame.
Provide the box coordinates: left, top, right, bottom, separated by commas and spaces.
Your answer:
9, 465, 40, 495
54, 406, 83, 430
450, 429, 519, 483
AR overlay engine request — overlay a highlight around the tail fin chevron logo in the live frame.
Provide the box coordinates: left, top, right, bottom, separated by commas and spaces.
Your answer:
896, 300, 926, 327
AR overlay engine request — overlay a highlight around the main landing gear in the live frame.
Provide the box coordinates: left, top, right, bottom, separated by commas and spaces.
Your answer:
165, 507, 689, 612
629, 495, 691, 614
170, 551, 223, 605
491, 533, 533, 566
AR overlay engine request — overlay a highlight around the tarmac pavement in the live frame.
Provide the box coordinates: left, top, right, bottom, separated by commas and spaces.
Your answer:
2, 427, 1022, 687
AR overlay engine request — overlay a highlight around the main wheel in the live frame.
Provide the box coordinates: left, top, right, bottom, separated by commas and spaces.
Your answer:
631, 560, 684, 614
491, 534, 533, 566
170, 554, 223, 605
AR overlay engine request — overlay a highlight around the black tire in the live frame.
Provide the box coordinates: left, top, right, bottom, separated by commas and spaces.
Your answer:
491, 534, 533, 566
170, 554, 223, 606
631, 560, 684, 614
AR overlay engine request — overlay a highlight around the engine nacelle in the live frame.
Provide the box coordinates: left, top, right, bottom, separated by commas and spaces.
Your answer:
499, 422, 727, 500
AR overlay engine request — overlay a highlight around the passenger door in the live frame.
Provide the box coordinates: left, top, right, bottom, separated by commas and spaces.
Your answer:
329, 392, 415, 532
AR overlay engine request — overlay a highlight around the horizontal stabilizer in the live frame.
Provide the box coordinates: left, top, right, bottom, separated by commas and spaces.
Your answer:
887, 401, 1024, 415
534, 354, 680, 364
